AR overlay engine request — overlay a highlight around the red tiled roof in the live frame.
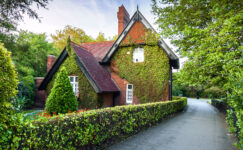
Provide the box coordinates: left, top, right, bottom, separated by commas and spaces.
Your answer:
71, 42, 119, 93
81, 41, 114, 61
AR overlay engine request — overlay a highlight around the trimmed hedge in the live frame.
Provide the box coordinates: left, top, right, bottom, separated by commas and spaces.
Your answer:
211, 99, 228, 113
14, 99, 187, 149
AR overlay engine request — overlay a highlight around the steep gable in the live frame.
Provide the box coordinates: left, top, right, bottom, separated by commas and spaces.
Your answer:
101, 9, 179, 69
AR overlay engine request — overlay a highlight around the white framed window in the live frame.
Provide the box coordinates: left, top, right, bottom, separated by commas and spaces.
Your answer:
69, 76, 79, 95
126, 84, 133, 104
133, 47, 144, 63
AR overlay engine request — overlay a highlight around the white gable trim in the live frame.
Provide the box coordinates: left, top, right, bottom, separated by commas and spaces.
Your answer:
158, 39, 178, 60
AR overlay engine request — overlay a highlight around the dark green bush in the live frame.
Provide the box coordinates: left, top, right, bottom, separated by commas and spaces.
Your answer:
16, 81, 33, 108
15, 99, 187, 149
202, 87, 224, 99
211, 99, 228, 113
45, 67, 78, 114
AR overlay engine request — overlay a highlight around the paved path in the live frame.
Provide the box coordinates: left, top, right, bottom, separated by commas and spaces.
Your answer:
108, 98, 237, 150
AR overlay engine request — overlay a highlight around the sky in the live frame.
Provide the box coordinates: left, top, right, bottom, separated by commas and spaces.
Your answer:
18, 0, 157, 40
18, 0, 186, 69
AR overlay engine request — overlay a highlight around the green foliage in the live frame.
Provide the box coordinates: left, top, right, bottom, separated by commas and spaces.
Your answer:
0, 0, 49, 32
0, 43, 18, 102
13, 99, 187, 149
46, 67, 78, 114
114, 41, 169, 103
11, 96, 26, 112
173, 72, 225, 98
96, 32, 107, 42
1, 30, 58, 108
51, 25, 94, 51
152, 1, 242, 147
203, 87, 224, 99
0, 43, 19, 149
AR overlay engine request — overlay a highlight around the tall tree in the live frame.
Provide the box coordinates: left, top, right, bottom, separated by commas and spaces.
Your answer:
0, 0, 49, 32
51, 25, 94, 51
152, 0, 242, 147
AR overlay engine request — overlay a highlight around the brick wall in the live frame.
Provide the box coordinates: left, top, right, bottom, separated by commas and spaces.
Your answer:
122, 21, 147, 44
47, 55, 56, 73
34, 77, 47, 108
161, 82, 169, 101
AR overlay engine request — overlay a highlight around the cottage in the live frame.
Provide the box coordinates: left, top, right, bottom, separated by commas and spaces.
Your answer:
35, 5, 179, 109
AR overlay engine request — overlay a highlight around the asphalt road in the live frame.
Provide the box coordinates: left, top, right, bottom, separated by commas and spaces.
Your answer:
108, 98, 237, 150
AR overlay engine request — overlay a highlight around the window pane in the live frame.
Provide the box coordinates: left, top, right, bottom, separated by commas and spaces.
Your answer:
75, 77, 78, 82
70, 77, 73, 82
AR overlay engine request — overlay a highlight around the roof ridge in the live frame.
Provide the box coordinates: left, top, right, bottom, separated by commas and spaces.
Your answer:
82, 40, 115, 44
71, 42, 96, 57
71, 41, 92, 51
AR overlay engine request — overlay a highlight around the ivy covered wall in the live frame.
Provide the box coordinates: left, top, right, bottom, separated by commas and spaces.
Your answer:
46, 45, 99, 109
111, 42, 170, 104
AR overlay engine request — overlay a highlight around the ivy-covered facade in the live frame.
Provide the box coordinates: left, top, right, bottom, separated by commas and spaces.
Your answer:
36, 5, 179, 109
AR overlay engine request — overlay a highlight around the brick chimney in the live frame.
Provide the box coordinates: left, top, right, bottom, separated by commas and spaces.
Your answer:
47, 55, 56, 73
117, 5, 130, 36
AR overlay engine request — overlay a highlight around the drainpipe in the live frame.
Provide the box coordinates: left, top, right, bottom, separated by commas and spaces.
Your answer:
169, 62, 172, 101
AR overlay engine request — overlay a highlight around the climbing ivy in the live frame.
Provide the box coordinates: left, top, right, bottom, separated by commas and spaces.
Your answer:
46, 44, 99, 109
113, 31, 170, 103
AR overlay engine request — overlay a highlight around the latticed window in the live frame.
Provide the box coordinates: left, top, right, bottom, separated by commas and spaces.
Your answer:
69, 76, 78, 95
126, 84, 133, 104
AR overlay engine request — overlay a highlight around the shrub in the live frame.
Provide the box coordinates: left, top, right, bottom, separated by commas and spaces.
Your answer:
16, 81, 33, 108
0, 43, 18, 149
211, 99, 228, 113
15, 99, 187, 149
0, 43, 18, 102
45, 67, 78, 114
202, 87, 224, 99
11, 96, 26, 112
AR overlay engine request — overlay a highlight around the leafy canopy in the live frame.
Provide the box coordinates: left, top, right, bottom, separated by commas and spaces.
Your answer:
96, 32, 107, 42
51, 25, 95, 51
45, 67, 78, 114
152, 0, 242, 147
0, 0, 49, 32
152, 0, 242, 88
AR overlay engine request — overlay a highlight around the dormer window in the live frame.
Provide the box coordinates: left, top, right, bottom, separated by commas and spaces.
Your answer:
69, 76, 79, 95
133, 47, 144, 63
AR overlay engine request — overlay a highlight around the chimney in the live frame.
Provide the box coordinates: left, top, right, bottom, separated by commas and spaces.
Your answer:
117, 5, 130, 36
47, 55, 56, 73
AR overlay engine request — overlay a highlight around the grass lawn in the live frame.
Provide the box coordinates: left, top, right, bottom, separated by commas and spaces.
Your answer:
19, 109, 43, 120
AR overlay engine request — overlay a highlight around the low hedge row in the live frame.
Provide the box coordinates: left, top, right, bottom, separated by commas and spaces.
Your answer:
11, 98, 187, 149
211, 99, 228, 113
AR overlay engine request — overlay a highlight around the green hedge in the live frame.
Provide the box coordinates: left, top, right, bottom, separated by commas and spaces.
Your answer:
211, 99, 228, 113
12, 99, 187, 149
